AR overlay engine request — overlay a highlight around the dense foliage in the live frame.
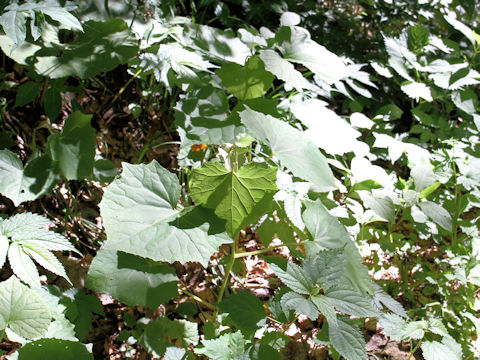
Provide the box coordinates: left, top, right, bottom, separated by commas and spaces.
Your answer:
0, 0, 479, 359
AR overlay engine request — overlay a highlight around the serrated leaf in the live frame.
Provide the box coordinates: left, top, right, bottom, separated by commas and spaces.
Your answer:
0, 276, 51, 339
407, 25, 430, 53
217, 55, 274, 100
197, 331, 245, 360
325, 286, 378, 317
419, 200, 452, 231
259, 50, 315, 91
2, 213, 79, 254
310, 295, 337, 325
401, 82, 433, 102
421, 340, 462, 360
17, 339, 92, 360
22, 243, 71, 284
15, 82, 39, 107
8, 242, 40, 287
219, 291, 266, 331
402, 320, 428, 339
372, 284, 408, 318
141, 317, 198, 357
46, 111, 96, 180
329, 318, 367, 360
0, 150, 58, 206
239, 107, 336, 192
378, 313, 408, 341
189, 161, 277, 237
281, 292, 318, 320
100, 161, 230, 266
269, 262, 313, 295
86, 248, 178, 309
444, 12, 476, 45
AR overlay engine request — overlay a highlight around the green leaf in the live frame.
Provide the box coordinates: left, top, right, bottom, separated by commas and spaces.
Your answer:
407, 25, 430, 53
15, 82, 39, 107
189, 161, 277, 237
34, 19, 138, 79
8, 242, 40, 287
329, 319, 367, 360
444, 12, 476, 45
372, 284, 408, 318
239, 107, 336, 192
23, 242, 72, 285
100, 161, 229, 266
46, 111, 96, 180
0, 234, 8, 268
141, 317, 198, 357
196, 331, 246, 360
44, 87, 62, 120
219, 291, 266, 332
86, 248, 178, 309
174, 85, 243, 156
280, 292, 318, 320
217, 55, 274, 100
324, 286, 378, 317
0, 150, 58, 206
0, 276, 51, 340
421, 340, 460, 360
268, 262, 313, 295
61, 288, 103, 341
278, 26, 347, 84
411, 164, 435, 192
259, 50, 314, 91
181, 23, 250, 65
1, 213, 79, 253
0, 6, 27, 47
400, 82, 433, 102
419, 200, 452, 231
303, 200, 350, 249
358, 191, 395, 222
17, 339, 93, 360
310, 295, 337, 325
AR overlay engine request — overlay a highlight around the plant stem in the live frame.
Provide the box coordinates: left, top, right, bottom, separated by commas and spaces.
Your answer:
213, 235, 238, 318
234, 241, 304, 258
407, 339, 422, 360
217, 248, 236, 304
107, 68, 143, 110
181, 288, 217, 311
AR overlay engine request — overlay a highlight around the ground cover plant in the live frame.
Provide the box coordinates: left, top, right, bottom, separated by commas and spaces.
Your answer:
0, 0, 479, 359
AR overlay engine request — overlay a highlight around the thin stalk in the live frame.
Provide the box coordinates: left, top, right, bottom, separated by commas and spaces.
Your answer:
181, 288, 217, 311
213, 235, 239, 318
407, 339, 422, 360
234, 241, 304, 258
217, 250, 236, 303
107, 68, 143, 110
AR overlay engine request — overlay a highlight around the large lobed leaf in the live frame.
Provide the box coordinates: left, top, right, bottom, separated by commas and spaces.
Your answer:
189, 161, 277, 237
100, 161, 230, 266
86, 248, 179, 308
